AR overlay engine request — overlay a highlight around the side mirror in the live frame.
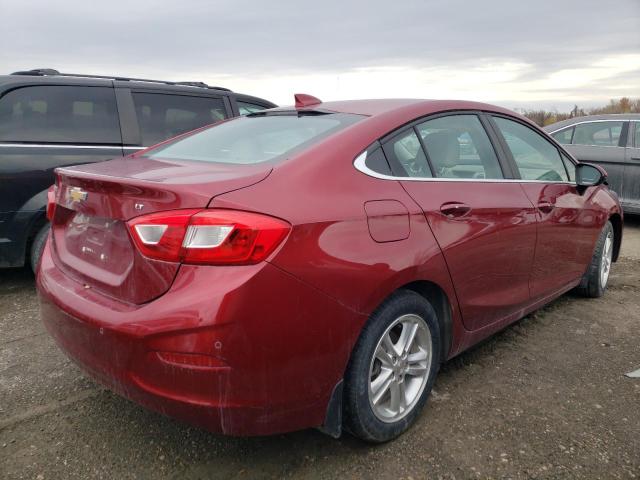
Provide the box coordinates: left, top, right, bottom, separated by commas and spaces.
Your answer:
576, 163, 607, 189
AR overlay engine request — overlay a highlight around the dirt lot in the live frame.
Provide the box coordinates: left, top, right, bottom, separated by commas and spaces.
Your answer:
1, 218, 639, 480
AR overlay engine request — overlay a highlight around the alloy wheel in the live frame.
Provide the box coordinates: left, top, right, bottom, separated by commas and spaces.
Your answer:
368, 314, 432, 423
601, 231, 613, 288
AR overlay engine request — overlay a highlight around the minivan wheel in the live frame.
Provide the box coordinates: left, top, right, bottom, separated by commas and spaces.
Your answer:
343, 290, 440, 443
30, 223, 50, 273
577, 220, 614, 298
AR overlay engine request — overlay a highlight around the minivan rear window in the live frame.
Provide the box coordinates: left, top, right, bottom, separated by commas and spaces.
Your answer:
144, 113, 363, 165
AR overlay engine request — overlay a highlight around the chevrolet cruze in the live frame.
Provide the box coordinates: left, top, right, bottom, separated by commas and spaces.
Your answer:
38, 95, 623, 442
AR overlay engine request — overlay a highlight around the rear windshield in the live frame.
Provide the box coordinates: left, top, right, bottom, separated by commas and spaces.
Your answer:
144, 112, 363, 164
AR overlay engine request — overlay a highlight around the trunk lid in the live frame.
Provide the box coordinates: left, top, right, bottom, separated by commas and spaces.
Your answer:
50, 156, 271, 304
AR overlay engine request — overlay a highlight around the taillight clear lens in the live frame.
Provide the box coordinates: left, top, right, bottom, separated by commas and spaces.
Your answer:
183, 225, 233, 248
127, 209, 290, 265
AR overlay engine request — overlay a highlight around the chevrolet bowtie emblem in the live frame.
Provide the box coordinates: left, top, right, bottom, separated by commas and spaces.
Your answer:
68, 187, 88, 203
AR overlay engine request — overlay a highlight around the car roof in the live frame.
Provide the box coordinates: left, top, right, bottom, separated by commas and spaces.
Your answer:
0, 70, 277, 107
544, 113, 640, 132
0, 74, 235, 95
270, 98, 533, 131
327, 98, 522, 116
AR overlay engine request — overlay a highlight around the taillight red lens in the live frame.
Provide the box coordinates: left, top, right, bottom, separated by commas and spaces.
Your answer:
127, 209, 290, 265
46, 184, 57, 221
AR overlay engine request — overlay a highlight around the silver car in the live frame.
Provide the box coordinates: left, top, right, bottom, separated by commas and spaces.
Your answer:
544, 114, 640, 214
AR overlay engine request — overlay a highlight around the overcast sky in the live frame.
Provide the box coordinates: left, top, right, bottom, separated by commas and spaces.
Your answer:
1, 0, 638, 110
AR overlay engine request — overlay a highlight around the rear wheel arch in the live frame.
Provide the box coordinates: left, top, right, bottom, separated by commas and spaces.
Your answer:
29, 217, 50, 272
320, 280, 453, 438
16, 188, 50, 268
400, 280, 453, 361
362, 279, 453, 361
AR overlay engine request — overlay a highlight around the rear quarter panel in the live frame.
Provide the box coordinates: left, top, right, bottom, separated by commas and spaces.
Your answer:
211, 133, 466, 360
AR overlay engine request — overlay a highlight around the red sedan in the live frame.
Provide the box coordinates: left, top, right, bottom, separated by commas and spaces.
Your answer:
38, 95, 622, 442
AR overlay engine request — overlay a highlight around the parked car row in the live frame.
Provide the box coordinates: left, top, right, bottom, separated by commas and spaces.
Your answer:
544, 114, 640, 214
0, 69, 276, 270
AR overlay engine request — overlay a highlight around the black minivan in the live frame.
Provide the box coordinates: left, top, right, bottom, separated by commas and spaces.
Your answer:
0, 69, 276, 271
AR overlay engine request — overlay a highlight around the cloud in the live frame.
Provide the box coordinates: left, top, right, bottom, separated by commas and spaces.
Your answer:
1, 0, 638, 109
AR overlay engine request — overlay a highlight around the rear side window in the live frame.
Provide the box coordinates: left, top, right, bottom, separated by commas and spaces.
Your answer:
383, 129, 432, 178
573, 121, 623, 147
237, 101, 268, 115
417, 114, 503, 179
364, 147, 392, 176
551, 127, 574, 144
132, 93, 228, 146
0, 86, 120, 144
493, 117, 568, 182
145, 113, 363, 164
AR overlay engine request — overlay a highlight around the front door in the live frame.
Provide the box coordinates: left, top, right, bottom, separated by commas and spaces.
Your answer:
382, 113, 537, 331
490, 115, 597, 300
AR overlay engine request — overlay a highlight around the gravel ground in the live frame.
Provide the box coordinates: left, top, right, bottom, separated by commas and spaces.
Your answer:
1, 217, 639, 480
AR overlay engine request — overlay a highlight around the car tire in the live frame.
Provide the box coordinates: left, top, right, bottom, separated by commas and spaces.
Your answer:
30, 223, 50, 273
577, 220, 614, 298
343, 290, 441, 443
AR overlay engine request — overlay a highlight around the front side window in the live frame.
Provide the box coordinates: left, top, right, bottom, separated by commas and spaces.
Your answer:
561, 153, 576, 181
132, 93, 228, 146
145, 112, 362, 165
237, 101, 268, 116
0, 86, 120, 144
417, 114, 503, 179
551, 127, 574, 145
382, 129, 432, 178
573, 121, 623, 147
493, 117, 568, 182
634, 122, 640, 147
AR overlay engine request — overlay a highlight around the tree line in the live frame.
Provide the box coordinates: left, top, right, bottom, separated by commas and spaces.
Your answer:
519, 97, 640, 126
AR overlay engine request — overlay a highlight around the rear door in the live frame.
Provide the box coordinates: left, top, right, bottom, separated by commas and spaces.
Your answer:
0, 84, 122, 264
0, 84, 123, 214
385, 113, 537, 331
490, 115, 596, 300
564, 120, 628, 201
623, 121, 640, 213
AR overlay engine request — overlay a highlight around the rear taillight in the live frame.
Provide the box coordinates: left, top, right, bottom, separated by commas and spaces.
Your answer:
46, 184, 57, 221
127, 209, 290, 265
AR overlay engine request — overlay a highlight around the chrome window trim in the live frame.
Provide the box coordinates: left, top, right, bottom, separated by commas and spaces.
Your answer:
353, 151, 576, 185
547, 119, 630, 134
0, 143, 144, 150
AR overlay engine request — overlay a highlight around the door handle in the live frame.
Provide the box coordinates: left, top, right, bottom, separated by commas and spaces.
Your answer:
440, 202, 471, 218
631, 157, 640, 161
537, 202, 554, 214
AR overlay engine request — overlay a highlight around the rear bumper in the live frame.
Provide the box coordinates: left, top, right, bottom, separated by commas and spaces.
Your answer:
37, 241, 364, 436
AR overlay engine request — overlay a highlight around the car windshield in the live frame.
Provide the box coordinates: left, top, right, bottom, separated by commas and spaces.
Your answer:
143, 112, 363, 164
